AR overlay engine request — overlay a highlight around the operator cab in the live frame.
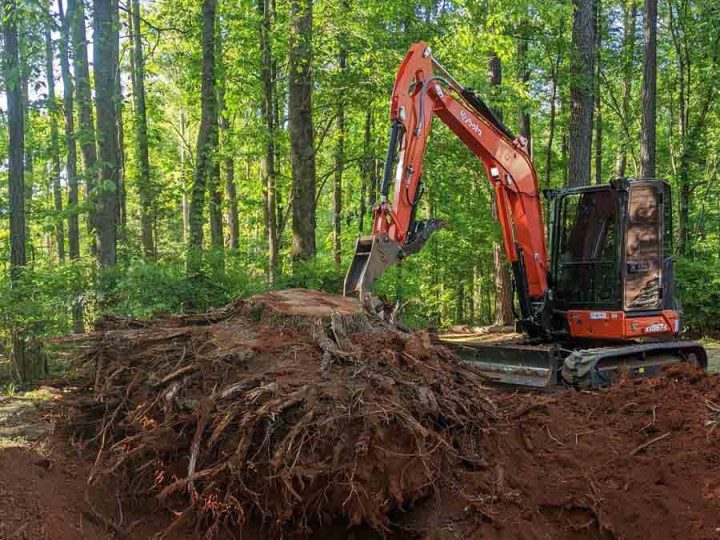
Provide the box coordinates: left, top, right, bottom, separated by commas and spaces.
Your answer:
548, 179, 676, 337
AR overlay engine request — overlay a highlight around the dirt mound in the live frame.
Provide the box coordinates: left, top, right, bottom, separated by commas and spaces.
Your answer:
63, 289, 497, 536
56, 289, 720, 539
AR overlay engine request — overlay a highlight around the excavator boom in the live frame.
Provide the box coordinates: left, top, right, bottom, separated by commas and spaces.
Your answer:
345, 43, 548, 324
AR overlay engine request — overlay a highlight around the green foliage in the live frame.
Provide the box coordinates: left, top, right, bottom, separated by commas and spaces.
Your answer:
676, 255, 720, 336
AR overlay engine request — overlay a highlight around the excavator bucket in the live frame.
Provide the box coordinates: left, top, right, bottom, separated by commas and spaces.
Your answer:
344, 236, 401, 301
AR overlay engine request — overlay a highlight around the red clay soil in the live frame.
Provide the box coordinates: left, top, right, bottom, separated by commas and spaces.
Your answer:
5, 289, 720, 539
404, 364, 720, 540
0, 440, 190, 540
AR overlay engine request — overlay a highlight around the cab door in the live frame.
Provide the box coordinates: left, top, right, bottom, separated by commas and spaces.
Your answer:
624, 183, 663, 311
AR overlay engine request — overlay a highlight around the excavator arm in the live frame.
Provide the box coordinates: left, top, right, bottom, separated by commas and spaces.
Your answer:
345, 42, 549, 323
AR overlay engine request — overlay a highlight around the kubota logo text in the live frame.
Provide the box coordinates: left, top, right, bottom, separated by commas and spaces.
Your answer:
460, 111, 482, 137
644, 323, 669, 333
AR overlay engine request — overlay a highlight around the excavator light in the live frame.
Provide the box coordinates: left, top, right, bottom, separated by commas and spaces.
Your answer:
423, 46, 432, 57
398, 106, 407, 121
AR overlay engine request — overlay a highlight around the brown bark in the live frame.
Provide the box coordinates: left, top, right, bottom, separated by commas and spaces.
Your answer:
516, 34, 531, 154
568, 0, 596, 187
130, 0, 155, 257
187, 0, 218, 274
333, 17, 347, 266
639, 0, 657, 179
58, 0, 79, 262
289, 0, 317, 261
3, 0, 26, 283
69, 0, 98, 251
45, 23, 65, 261
615, 0, 637, 178
493, 244, 513, 327
594, 0, 603, 185
113, 0, 126, 230
487, 51, 513, 327
544, 49, 561, 188
58, 0, 84, 333
224, 155, 239, 250
359, 109, 372, 233
209, 21, 224, 256
93, 0, 120, 268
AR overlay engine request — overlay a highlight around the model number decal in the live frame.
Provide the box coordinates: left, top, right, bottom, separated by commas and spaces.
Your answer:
589, 312, 608, 320
644, 323, 669, 333
460, 110, 482, 137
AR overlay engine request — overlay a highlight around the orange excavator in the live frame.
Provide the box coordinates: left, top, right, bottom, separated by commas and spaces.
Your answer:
344, 42, 707, 387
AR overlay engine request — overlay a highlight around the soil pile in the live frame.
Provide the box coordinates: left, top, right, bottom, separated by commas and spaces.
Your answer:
63, 289, 497, 536
461, 364, 720, 540
58, 289, 720, 539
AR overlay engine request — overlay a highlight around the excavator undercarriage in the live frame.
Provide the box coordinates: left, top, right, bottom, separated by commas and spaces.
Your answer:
439, 333, 707, 388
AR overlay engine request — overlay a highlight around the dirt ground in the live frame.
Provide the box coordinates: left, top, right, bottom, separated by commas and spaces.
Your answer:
1, 290, 720, 539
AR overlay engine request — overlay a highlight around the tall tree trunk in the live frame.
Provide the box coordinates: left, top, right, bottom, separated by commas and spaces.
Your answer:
260, 0, 278, 279
187, 0, 218, 274
45, 22, 65, 262
69, 0, 98, 252
544, 50, 561, 188
516, 32, 531, 154
568, 0, 595, 187
4, 0, 26, 284
130, 0, 154, 257
593, 0, 603, 184
208, 19, 224, 256
359, 109, 372, 233
615, 0, 637, 177
4, 0, 44, 381
113, 0, 126, 229
487, 51, 513, 327
333, 14, 347, 266
93, 0, 120, 268
180, 111, 190, 244
639, 0, 657, 178
289, 0, 316, 261
59, 0, 84, 333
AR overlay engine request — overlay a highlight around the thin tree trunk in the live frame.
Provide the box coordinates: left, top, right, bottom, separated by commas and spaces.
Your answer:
359, 109, 372, 233
59, 0, 83, 333
59, 0, 79, 262
594, 0, 603, 184
333, 16, 347, 266
209, 19, 224, 256
69, 0, 98, 252
289, 0, 316, 261
224, 155, 239, 250
180, 111, 190, 244
45, 23, 65, 261
488, 51, 513, 327
544, 51, 560, 188
187, 0, 218, 274
516, 32, 531, 154
113, 0, 126, 229
616, 0, 637, 177
493, 243, 513, 327
130, 0, 154, 256
568, 0, 595, 187
93, 0, 120, 268
639, 0, 657, 178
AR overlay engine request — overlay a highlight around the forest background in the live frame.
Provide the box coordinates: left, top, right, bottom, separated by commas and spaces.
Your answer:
1, 0, 719, 381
